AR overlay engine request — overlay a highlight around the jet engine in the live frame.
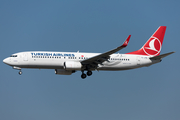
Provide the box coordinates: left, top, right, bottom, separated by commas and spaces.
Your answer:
64, 61, 82, 70
55, 69, 72, 75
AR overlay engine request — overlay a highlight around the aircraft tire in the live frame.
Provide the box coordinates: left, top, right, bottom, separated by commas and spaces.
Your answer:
87, 71, 92, 76
19, 71, 22, 75
81, 73, 86, 79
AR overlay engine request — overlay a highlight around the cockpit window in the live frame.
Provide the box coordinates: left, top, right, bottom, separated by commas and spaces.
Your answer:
10, 55, 17, 57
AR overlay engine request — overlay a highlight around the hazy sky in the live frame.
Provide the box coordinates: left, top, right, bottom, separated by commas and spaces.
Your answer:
0, 0, 180, 120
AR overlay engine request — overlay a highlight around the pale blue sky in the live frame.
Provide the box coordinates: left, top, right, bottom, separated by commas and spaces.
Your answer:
0, 0, 180, 120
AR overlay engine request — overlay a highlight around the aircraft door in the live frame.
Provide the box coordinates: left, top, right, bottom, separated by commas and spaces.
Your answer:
137, 56, 141, 65
23, 53, 28, 61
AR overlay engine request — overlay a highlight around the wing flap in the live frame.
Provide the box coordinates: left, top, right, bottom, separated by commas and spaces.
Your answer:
81, 35, 131, 65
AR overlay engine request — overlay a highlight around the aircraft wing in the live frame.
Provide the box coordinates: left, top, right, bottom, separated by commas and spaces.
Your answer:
150, 51, 175, 60
81, 35, 131, 67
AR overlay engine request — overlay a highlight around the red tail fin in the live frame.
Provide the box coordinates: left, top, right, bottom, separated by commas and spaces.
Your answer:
126, 26, 166, 56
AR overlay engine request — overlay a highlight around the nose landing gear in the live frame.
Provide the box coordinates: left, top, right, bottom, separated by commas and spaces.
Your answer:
12, 66, 22, 75
18, 70, 22, 75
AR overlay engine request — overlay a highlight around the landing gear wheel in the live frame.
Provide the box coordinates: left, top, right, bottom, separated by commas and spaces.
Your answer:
81, 73, 87, 79
19, 71, 22, 75
87, 71, 92, 76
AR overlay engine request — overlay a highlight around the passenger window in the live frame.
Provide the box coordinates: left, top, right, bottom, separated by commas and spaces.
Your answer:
10, 55, 17, 57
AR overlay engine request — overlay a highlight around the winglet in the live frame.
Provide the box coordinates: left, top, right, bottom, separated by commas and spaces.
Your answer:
121, 35, 131, 47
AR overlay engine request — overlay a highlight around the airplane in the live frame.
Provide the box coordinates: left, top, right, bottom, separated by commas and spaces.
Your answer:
3, 26, 175, 79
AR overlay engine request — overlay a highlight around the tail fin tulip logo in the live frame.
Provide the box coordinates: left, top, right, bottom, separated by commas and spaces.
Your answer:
143, 37, 161, 56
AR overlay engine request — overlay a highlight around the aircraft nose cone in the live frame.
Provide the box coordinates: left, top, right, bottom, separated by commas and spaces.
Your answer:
3, 58, 9, 65
3, 58, 7, 63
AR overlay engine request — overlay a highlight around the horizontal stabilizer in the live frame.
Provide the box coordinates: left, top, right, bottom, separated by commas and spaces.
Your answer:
150, 51, 175, 60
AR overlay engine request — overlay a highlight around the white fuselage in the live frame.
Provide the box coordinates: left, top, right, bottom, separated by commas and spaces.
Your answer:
3, 51, 159, 71
3, 26, 173, 78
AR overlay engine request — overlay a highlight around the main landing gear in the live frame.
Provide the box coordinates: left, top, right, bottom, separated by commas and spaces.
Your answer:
81, 71, 93, 79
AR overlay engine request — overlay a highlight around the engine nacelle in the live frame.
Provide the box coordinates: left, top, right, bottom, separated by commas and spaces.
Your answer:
55, 69, 72, 75
64, 61, 82, 70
